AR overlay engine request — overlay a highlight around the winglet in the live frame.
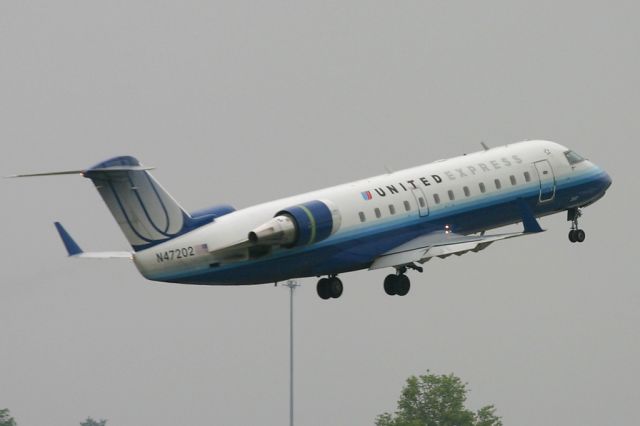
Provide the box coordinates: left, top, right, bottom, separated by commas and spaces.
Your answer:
517, 199, 544, 233
54, 222, 83, 256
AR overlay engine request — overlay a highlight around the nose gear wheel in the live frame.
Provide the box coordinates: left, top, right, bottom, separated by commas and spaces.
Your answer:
567, 208, 586, 243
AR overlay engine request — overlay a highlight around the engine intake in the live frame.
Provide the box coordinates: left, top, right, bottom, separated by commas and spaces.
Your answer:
248, 200, 341, 247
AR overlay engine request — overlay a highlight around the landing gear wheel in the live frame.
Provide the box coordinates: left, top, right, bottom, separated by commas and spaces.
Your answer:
568, 229, 586, 243
327, 277, 343, 298
383, 274, 410, 296
567, 208, 586, 244
396, 275, 410, 296
384, 275, 398, 295
317, 277, 343, 299
316, 278, 331, 300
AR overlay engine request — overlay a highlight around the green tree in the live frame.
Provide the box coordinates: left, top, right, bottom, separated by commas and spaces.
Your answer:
0, 409, 16, 426
375, 371, 502, 426
80, 418, 107, 426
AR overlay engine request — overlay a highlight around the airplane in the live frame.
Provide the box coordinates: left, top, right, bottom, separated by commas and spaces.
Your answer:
11, 140, 611, 299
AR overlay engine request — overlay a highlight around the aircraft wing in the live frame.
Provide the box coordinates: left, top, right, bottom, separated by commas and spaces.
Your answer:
370, 198, 545, 270
369, 230, 535, 270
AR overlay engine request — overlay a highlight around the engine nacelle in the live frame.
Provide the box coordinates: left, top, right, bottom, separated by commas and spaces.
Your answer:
248, 200, 341, 247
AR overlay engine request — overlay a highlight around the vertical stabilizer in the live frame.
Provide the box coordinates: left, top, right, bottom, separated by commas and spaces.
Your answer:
83, 156, 190, 251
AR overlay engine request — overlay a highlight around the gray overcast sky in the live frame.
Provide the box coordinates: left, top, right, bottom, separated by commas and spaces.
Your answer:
1, 1, 638, 425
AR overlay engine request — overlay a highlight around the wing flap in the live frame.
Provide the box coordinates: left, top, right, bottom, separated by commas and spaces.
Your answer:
369, 230, 540, 270
370, 198, 545, 270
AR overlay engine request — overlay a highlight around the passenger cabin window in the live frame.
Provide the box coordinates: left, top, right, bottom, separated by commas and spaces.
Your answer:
524, 171, 531, 182
433, 193, 441, 204
389, 204, 396, 215
564, 150, 585, 165
463, 186, 470, 197
403, 200, 411, 211
510, 175, 517, 186
494, 179, 502, 190
479, 182, 486, 193
418, 197, 425, 208
374, 208, 381, 218
359, 212, 366, 222
448, 190, 455, 201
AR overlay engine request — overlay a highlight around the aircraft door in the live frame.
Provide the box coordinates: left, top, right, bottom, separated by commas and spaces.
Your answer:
411, 187, 430, 216
534, 160, 556, 202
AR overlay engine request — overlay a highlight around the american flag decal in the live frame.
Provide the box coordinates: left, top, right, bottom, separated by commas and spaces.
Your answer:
361, 191, 372, 201
194, 243, 209, 254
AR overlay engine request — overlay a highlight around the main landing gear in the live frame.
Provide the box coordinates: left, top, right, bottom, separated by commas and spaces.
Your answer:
383, 264, 421, 296
384, 274, 410, 296
317, 276, 343, 299
567, 207, 586, 243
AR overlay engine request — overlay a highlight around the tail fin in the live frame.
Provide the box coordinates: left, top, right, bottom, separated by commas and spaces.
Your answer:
9, 155, 217, 251
82, 156, 194, 251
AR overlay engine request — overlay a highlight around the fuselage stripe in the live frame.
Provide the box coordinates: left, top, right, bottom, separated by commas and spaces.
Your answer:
298, 204, 316, 244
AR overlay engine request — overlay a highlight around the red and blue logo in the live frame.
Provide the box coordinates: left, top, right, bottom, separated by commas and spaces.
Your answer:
361, 191, 373, 201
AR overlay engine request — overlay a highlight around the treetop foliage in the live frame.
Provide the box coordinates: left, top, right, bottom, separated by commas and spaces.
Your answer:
80, 417, 107, 426
0, 409, 16, 426
375, 371, 502, 426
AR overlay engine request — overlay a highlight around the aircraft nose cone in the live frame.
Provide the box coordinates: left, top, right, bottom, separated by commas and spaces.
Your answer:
602, 170, 612, 190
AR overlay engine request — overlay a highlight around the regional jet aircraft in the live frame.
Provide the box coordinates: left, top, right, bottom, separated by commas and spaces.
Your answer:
12, 140, 611, 299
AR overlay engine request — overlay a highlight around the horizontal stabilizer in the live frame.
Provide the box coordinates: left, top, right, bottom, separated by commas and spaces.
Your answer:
7, 170, 84, 178
73, 252, 132, 259
54, 222, 131, 259
54, 222, 83, 256
6, 166, 154, 178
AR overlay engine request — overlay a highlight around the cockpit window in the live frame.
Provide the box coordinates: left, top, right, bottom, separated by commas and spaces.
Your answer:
564, 150, 585, 165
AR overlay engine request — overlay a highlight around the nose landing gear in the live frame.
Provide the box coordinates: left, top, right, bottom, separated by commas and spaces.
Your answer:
567, 207, 586, 243
568, 228, 586, 243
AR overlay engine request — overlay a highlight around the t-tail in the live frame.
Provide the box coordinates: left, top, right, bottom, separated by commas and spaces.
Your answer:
9, 155, 222, 252
83, 156, 192, 251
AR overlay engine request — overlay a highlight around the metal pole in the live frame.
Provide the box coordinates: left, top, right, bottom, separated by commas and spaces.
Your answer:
283, 280, 299, 426
289, 282, 294, 426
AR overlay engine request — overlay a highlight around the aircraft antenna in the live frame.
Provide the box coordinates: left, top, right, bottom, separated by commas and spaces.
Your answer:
480, 141, 490, 151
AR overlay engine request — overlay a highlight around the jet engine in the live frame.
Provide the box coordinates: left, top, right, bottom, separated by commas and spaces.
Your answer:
248, 200, 341, 247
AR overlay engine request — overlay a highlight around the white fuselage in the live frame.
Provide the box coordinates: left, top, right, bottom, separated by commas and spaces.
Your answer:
131, 140, 610, 285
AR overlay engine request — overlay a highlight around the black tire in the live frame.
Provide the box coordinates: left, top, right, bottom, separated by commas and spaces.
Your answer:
317, 278, 331, 300
384, 275, 398, 295
328, 277, 343, 298
576, 229, 586, 243
568, 230, 577, 243
396, 275, 410, 296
